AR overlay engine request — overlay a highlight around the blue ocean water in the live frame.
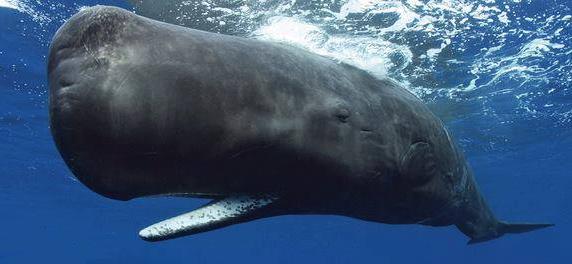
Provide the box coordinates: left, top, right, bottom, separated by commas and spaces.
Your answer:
0, 0, 570, 263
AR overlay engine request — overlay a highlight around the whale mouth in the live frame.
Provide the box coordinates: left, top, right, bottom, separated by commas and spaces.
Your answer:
139, 195, 279, 242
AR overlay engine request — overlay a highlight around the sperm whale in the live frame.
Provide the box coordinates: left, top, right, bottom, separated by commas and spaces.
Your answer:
48, 6, 552, 243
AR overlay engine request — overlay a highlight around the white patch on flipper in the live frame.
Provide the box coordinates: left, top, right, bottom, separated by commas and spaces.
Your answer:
139, 195, 277, 241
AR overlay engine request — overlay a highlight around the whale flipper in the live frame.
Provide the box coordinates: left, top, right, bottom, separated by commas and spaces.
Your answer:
139, 195, 279, 241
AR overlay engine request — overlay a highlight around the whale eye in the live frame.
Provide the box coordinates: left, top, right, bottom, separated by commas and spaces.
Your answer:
334, 108, 350, 123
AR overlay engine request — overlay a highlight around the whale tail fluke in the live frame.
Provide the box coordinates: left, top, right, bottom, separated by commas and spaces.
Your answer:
467, 221, 554, 244
499, 222, 554, 235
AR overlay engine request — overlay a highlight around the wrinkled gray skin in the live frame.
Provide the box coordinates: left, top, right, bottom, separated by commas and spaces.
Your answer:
48, 6, 550, 243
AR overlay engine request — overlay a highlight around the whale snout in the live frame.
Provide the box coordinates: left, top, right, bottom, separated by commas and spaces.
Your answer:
48, 5, 139, 128
48, 6, 124, 133
49, 5, 131, 60
48, 6, 145, 201
48, 5, 208, 201
48, 5, 133, 111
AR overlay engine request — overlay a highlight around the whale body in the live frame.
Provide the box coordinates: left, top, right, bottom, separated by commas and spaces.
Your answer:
48, 6, 551, 243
